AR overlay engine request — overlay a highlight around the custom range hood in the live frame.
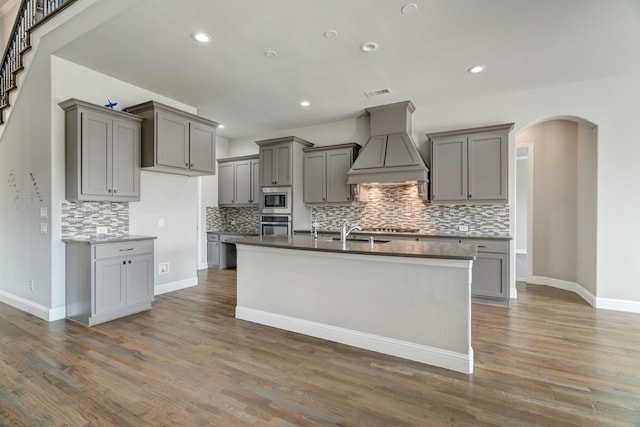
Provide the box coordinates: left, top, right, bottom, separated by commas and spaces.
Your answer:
347, 100, 429, 186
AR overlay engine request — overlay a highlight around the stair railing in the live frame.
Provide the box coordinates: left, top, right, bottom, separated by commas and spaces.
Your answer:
0, 0, 75, 122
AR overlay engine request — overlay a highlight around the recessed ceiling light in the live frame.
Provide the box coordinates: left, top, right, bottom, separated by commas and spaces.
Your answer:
264, 50, 279, 58
468, 65, 486, 74
324, 30, 338, 39
300, 100, 310, 107
218, 124, 225, 129
360, 42, 379, 52
191, 32, 211, 43
401, 3, 418, 14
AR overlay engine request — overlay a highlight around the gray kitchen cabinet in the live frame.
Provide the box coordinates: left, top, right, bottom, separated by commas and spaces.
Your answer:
65, 237, 155, 326
60, 98, 142, 202
207, 233, 220, 268
217, 155, 260, 206
126, 100, 218, 176
428, 123, 513, 203
417, 236, 510, 302
257, 136, 313, 186
303, 143, 360, 204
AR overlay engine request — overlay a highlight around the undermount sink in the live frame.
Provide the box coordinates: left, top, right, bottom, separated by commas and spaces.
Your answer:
331, 237, 390, 244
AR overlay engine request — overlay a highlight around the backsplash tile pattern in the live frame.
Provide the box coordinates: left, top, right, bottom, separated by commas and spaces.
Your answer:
312, 183, 510, 236
207, 206, 260, 233
62, 201, 129, 238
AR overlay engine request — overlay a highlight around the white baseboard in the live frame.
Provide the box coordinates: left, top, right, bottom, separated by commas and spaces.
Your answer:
0, 290, 66, 321
197, 261, 208, 270
154, 277, 198, 296
529, 276, 640, 313
236, 306, 474, 374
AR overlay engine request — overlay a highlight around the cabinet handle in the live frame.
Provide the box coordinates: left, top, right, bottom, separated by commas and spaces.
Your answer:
119, 248, 134, 251
185, 163, 189, 167
128, 260, 132, 264
108, 189, 112, 193
248, 199, 253, 203
113, 189, 117, 194
122, 260, 126, 265
478, 245, 489, 248
190, 163, 194, 167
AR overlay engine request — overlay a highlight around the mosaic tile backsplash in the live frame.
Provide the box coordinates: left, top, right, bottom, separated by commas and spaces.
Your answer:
62, 201, 129, 238
311, 183, 510, 236
207, 206, 260, 233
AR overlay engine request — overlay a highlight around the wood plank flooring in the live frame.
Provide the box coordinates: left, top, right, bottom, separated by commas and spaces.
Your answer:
1, 270, 640, 426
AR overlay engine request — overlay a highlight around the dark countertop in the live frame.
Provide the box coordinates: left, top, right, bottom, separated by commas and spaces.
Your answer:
63, 234, 157, 244
207, 230, 259, 235
228, 235, 476, 260
294, 229, 512, 241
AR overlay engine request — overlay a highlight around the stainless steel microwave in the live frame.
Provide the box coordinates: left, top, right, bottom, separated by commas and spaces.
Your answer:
261, 187, 291, 214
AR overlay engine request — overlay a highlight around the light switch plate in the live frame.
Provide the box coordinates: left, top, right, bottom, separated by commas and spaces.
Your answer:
40, 207, 48, 219
158, 218, 165, 227
458, 225, 469, 232
96, 226, 108, 235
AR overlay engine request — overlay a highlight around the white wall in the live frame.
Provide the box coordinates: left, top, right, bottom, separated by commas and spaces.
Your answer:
518, 121, 578, 283
0, 0, 20, 49
576, 123, 597, 296
515, 150, 528, 253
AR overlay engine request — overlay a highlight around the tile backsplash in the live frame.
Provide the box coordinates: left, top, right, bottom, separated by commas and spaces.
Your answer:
62, 201, 129, 238
207, 206, 260, 233
311, 183, 510, 236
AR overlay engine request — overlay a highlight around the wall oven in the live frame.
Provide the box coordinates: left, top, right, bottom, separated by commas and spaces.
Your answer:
260, 215, 291, 237
261, 187, 291, 214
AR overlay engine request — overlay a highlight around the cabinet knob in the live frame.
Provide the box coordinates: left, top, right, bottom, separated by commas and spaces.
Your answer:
113, 189, 117, 194
128, 260, 132, 264
122, 260, 126, 265
190, 163, 194, 167
185, 163, 189, 167
108, 189, 112, 193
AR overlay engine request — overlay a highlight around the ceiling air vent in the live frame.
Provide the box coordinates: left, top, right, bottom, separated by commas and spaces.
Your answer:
365, 88, 391, 98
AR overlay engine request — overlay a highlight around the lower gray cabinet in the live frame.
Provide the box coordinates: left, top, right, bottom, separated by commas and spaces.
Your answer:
66, 238, 155, 326
207, 233, 220, 268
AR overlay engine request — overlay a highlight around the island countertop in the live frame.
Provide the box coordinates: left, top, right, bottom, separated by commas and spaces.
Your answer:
228, 235, 476, 260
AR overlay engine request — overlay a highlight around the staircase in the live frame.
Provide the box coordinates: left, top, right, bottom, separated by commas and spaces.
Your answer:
0, 0, 75, 124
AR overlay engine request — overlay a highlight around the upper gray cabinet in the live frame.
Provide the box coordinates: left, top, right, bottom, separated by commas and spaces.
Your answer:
60, 98, 142, 202
428, 123, 513, 203
217, 155, 260, 206
256, 136, 313, 187
126, 101, 218, 176
303, 143, 360, 204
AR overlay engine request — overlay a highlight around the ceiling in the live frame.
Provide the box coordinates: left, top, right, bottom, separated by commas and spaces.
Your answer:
53, 0, 640, 140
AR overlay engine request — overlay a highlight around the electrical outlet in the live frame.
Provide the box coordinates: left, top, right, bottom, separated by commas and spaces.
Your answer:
159, 262, 169, 274
458, 225, 469, 232
29, 279, 34, 291
96, 226, 108, 235
40, 223, 47, 234
158, 218, 165, 227
40, 207, 48, 219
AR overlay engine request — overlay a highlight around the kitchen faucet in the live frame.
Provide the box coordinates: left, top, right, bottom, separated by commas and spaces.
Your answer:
340, 222, 362, 242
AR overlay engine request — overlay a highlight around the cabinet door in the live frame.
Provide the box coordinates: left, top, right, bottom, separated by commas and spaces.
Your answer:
431, 136, 468, 201
251, 160, 260, 205
275, 144, 292, 186
81, 112, 112, 197
94, 258, 126, 315
260, 146, 275, 186
303, 152, 326, 203
468, 132, 507, 201
472, 252, 508, 299
112, 118, 140, 198
156, 110, 189, 169
189, 121, 216, 173
234, 160, 252, 204
326, 148, 352, 202
126, 254, 153, 306
207, 241, 220, 268
218, 163, 236, 205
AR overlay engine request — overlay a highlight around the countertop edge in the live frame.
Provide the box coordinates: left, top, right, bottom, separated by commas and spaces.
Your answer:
294, 229, 512, 241
63, 235, 157, 244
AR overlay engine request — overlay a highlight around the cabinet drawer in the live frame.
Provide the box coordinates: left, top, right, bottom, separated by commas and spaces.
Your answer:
462, 239, 509, 254
207, 233, 220, 242
95, 240, 153, 259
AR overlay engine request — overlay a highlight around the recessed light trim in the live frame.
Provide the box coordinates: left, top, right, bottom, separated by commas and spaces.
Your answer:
360, 42, 379, 52
217, 124, 225, 129
191, 32, 211, 43
300, 100, 310, 107
401, 3, 418, 14
264, 50, 279, 58
324, 30, 338, 39
468, 65, 486, 74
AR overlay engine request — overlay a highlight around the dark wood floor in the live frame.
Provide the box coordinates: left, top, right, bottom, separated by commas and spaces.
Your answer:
1, 270, 640, 426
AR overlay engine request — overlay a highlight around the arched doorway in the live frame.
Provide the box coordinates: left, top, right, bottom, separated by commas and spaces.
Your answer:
515, 117, 598, 303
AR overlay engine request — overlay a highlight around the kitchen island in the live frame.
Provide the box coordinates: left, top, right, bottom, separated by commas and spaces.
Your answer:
230, 235, 477, 374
